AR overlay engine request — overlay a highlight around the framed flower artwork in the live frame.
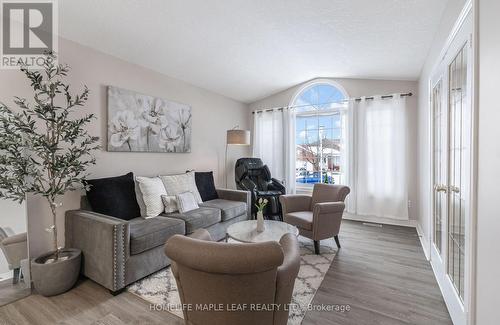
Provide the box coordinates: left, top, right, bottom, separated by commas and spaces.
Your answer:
107, 86, 192, 153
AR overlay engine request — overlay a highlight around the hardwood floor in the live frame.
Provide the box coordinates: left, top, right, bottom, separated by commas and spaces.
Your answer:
0, 280, 183, 325
0, 220, 451, 325
302, 220, 452, 325
0, 278, 31, 307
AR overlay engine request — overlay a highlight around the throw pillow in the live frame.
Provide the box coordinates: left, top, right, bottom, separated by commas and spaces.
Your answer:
85, 172, 140, 221
159, 171, 203, 203
161, 195, 178, 213
176, 191, 199, 213
194, 171, 219, 202
135, 176, 167, 218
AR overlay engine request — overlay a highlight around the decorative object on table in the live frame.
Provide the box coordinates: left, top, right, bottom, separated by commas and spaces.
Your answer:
107, 86, 192, 153
235, 158, 286, 220
280, 184, 350, 254
226, 220, 299, 243
128, 233, 338, 325
0, 52, 99, 296
255, 198, 268, 232
224, 126, 250, 187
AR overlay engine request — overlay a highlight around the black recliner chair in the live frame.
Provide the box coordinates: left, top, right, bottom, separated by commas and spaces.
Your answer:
235, 158, 286, 220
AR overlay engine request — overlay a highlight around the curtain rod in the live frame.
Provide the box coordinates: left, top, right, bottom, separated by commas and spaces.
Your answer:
251, 92, 413, 114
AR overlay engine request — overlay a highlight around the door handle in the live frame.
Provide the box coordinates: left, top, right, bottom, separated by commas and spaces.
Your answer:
434, 184, 448, 192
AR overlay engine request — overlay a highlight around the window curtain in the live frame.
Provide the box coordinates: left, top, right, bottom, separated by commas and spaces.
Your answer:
252, 108, 296, 193
348, 95, 409, 220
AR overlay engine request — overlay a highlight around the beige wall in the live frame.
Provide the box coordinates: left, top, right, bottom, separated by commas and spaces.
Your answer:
248, 78, 419, 222
476, 0, 500, 323
0, 38, 250, 257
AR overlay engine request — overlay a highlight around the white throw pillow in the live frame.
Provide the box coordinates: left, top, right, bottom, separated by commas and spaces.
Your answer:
159, 171, 202, 203
135, 176, 167, 218
161, 195, 178, 213
176, 192, 199, 213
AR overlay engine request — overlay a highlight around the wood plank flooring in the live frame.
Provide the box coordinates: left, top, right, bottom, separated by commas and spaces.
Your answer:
0, 279, 183, 325
302, 220, 452, 325
0, 220, 451, 325
0, 278, 31, 307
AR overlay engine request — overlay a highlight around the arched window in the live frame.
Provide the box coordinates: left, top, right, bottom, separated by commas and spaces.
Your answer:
292, 81, 347, 112
291, 81, 348, 189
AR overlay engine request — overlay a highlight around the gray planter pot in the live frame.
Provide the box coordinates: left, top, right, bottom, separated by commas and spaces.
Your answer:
31, 248, 81, 296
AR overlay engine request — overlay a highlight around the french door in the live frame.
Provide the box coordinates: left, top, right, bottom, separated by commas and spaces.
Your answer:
430, 10, 473, 325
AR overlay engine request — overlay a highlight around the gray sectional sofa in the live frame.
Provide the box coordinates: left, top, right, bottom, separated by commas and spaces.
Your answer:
65, 188, 250, 294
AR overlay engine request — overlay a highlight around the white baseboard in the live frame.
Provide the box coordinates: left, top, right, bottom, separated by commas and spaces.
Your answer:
416, 223, 430, 260
344, 213, 417, 228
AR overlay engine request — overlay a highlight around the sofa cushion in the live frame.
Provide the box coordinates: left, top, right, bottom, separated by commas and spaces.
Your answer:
176, 191, 199, 213
159, 171, 202, 204
199, 199, 247, 222
85, 172, 140, 221
165, 207, 221, 234
135, 176, 167, 218
284, 211, 313, 231
194, 171, 219, 202
129, 216, 185, 255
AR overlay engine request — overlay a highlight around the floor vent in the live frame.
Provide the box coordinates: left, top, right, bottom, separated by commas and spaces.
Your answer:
362, 222, 383, 227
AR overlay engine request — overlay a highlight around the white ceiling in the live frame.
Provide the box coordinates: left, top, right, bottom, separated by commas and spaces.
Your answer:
58, 0, 448, 103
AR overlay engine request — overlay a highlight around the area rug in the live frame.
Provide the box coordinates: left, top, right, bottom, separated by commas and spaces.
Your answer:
127, 236, 337, 325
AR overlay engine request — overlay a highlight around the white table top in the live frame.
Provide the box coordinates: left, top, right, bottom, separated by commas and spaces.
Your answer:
226, 220, 299, 243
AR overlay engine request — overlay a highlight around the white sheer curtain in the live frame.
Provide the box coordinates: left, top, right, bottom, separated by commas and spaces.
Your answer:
252, 108, 296, 193
348, 95, 409, 220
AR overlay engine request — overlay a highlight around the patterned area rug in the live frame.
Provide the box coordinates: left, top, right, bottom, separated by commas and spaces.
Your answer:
128, 236, 337, 324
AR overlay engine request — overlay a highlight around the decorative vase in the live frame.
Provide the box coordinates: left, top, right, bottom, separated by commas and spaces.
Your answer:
256, 211, 265, 232
31, 248, 81, 296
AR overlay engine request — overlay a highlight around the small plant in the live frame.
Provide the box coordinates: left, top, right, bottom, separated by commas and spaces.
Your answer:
0, 52, 99, 262
322, 172, 335, 184
255, 197, 268, 213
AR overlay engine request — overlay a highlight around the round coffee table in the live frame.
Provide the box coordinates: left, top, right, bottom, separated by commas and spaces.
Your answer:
226, 220, 299, 243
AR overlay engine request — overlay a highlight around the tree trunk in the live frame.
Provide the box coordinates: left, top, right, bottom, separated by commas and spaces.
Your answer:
49, 199, 59, 260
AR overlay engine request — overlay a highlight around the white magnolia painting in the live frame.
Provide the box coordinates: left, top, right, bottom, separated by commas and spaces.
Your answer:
107, 86, 192, 153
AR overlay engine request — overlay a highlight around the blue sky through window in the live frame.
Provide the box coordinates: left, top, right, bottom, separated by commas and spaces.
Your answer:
294, 83, 345, 145
293, 83, 345, 111
296, 115, 341, 144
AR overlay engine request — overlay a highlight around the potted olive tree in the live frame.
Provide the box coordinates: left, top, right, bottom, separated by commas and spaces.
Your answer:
0, 53, 99, 296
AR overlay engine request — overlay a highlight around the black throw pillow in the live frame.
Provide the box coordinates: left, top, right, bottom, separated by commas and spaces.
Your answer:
195, 171, 219, 202
85, 172, 141, 220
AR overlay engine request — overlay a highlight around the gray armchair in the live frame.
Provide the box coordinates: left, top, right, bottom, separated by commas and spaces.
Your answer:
280, 184, 350, 254
0, 227, 28, 284
165, 229, 300, 325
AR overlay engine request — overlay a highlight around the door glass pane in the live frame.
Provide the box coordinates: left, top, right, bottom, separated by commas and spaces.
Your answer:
432, 81, 443, 254
447, 44, 467, 301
